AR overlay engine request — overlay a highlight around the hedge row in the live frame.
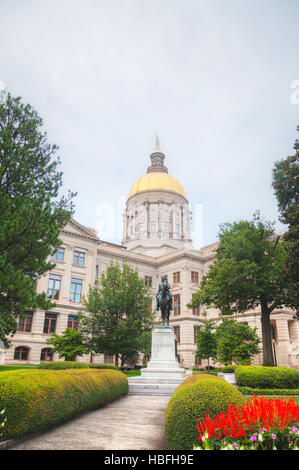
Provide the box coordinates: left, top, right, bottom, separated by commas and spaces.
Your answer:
238, 386, 299, 396
38, 361, 119, 371
165, 374, 245, 450
235, 366, 299, 389
0, 368, 128, 440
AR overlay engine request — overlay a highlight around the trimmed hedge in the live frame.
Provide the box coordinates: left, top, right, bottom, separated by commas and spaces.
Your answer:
38, 361, 89, 369
222, 366, 236, 373
89, 363, 119, 371
235, 366, 299, 389
0, 368, 128, 440
238, 386, 299, 396
165, 374, 245, 450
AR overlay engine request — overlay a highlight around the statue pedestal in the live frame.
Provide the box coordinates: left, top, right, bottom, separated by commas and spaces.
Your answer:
128, 326, 186, 395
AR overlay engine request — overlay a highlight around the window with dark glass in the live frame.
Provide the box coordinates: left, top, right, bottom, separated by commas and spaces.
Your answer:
192, 294, 200, 316
40, 348, 53, 361
43, 313, 57, 334
191, 271, 199, 283
145, 276, 152, 288
18, 311, 33, 332
14, 346, 29, 361
73, 251, 85, 266
104, 354, 114, 364
173, 294, 181, 316
69, 278, 83, 303
174, 326, 180, 343
173, 272, 180, 284
68, 315, 79, 330
47, 274, 61, 300
52, 247, 65, 262
194, 325, 201, 343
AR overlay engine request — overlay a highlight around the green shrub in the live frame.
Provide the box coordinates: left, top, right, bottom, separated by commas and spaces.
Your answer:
222, 366, 236, 373
88, 363, 119, 371
165, 374, 245, 450
0, 368, 128, 440
235, 366, 299, 389
238, 386, 299, 396
38, 361, 89, 370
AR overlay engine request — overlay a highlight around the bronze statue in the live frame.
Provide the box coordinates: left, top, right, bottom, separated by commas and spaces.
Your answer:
156, 275, 173, 327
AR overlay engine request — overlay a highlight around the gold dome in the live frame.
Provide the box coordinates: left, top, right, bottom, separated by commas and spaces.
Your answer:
129, 172, 187, 199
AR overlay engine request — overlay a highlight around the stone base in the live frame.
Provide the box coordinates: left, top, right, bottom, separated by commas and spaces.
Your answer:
128, 326, 186, 395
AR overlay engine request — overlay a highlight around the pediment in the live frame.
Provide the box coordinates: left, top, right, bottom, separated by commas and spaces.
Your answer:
62, 218, 99, 241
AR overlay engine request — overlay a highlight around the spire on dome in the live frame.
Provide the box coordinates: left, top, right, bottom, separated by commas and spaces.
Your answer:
155, 133, 160, 149
147, 134, 168, 173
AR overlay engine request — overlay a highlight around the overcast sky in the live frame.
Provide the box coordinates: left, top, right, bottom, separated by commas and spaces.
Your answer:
0, 0, 298, 248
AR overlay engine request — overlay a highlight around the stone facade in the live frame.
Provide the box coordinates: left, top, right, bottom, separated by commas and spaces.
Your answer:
4, 144, 299, 370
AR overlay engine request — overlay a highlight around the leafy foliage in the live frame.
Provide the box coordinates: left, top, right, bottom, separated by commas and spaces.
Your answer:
272, 126, 299, 312
46, 328, 88, 361
194, 318, 217, 369
188, 213, 289, 366
0, 92, 75, 346
79, 262, 155, 366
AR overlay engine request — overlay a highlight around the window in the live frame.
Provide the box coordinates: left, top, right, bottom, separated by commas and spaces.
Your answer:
174, 326, 180, 343
43, 313, 57, 334
104, 354, 114, 364
145, 276, 153, 288
14, 346, 29, 361
68, 315, 79, 330
191, 271, 199, 283
69, 278, 83, 303
47, 274, 61, 300
73, 251, 85, 266
151, 209, 156, 215
173, 294, 181, 316
176, 224, 180, 234
18, 311, 33, 332
139, 223, 144, 233
40, 348, 53, 362
195, 356, 202, 366
194, 325, 201, 343
163, 222, 169, 233
192, 294, 200, 316
173, 272, 180, 284
52, 247, 65, 262
151, 222, 157, 233
95, 265, 99, 279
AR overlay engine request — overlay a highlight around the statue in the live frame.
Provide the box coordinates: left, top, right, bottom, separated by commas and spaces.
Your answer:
156, 275, 173, 327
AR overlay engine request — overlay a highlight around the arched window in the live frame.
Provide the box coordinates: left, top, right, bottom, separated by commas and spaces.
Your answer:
14, 346, 29, 361
40, 348, 53, 362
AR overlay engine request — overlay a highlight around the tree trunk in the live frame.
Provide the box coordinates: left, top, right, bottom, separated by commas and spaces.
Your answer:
115, 354, 119, 368
260, 303, 275, 366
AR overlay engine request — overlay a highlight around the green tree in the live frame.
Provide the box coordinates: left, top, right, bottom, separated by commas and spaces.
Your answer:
0, 91, 75, 346
215, 318, 261, 366
194, 318, 217, 371
79, 262, 156, 367
272, 126, 299, 312
46, 328, 88, 361
188, 213, 289, 367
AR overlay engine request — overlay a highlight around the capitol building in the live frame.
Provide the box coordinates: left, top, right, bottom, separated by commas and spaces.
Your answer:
4, 140, 299, 369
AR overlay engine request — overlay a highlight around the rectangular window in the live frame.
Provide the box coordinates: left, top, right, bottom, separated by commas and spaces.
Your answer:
173, 294, 181, 316
139, 223, 144, 233
192, 294, 200, 316
47, 274, 61, 300
67, 315, 79, 330
43, 313, 57, 335
69, 278, 83, 303
174, 326, 180, 343
52, 247, 65, 262
176, 224, 180, 234
73, 251, 85, 266
173, 272, 180, 284
145, 276, 153, 288
151, 222, 157, 233
163, 222, 169, 233
95, 265, 99, 279
104, 354, 114, 364
18, 311, 33, 333
191, 271, 199, 283
194, 325, 201, 343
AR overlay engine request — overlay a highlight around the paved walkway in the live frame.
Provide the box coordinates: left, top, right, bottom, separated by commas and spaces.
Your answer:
9, 395, 170, 450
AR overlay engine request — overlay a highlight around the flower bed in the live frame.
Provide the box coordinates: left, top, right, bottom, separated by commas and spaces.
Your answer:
194, 396, 299, 450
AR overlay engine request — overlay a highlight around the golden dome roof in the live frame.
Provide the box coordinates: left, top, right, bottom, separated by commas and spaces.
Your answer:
129, 171, 187, 199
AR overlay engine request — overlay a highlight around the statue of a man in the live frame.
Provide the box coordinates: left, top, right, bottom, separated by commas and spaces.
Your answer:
156, 275, 173, 326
